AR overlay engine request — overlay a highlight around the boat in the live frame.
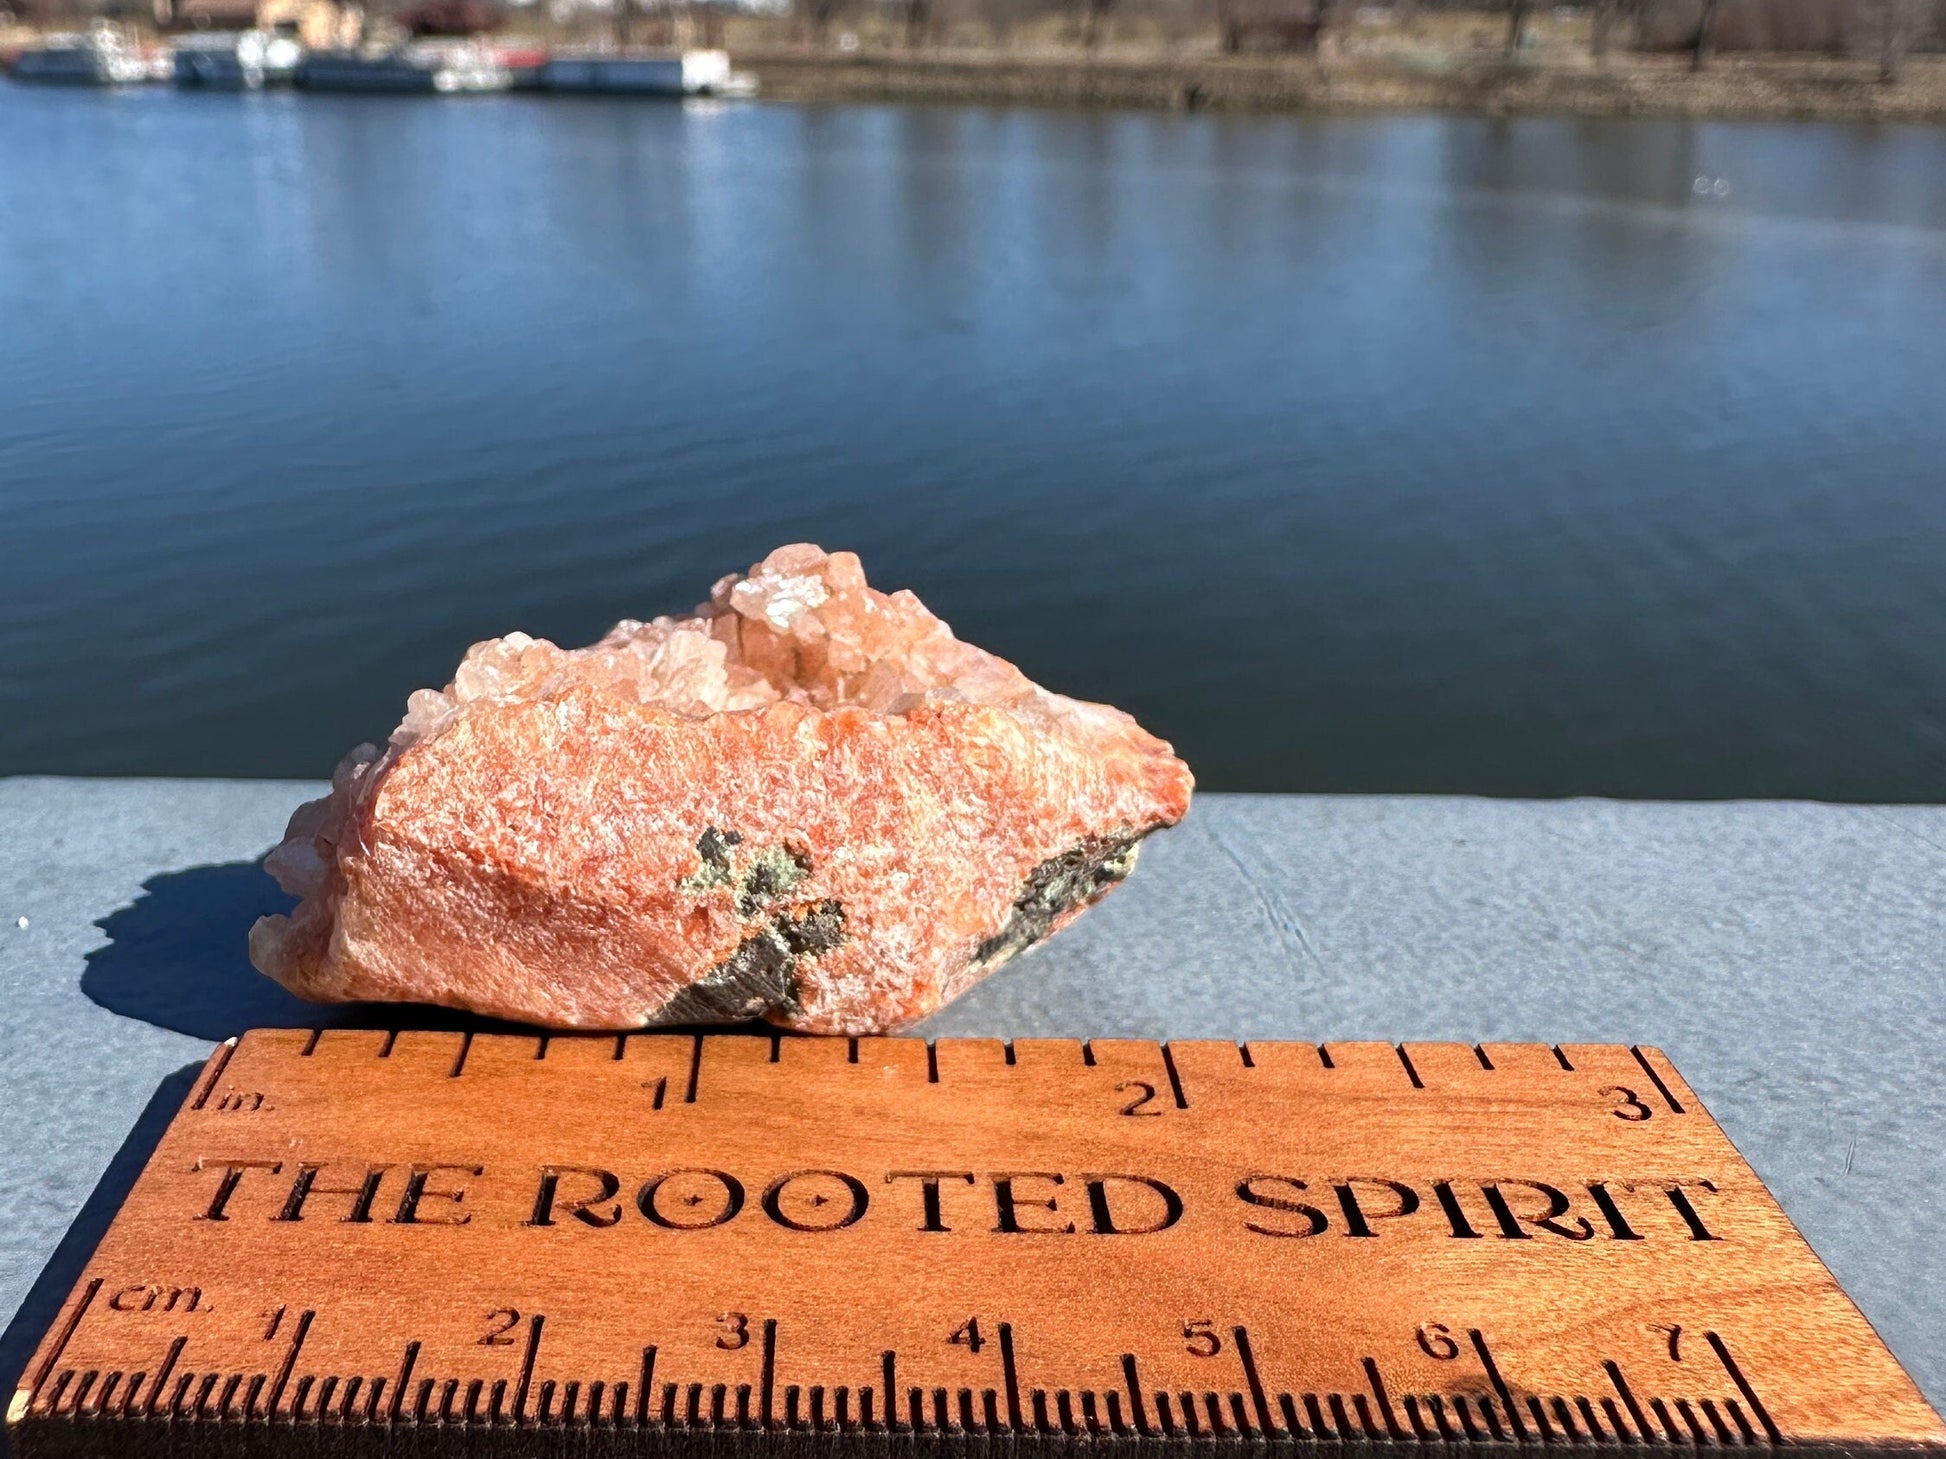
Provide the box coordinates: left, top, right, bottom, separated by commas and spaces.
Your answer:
172, 29, 304, 88
9, 27, 156, 84
298, 40, 510, 92
494, 44, 550, 90
540, 47, 751, 97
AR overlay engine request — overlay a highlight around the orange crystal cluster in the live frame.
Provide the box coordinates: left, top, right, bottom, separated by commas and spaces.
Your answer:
250, 545, 1193, 1032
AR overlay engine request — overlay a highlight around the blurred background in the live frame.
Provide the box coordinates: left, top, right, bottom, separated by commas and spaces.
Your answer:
3, 0, 1944, 799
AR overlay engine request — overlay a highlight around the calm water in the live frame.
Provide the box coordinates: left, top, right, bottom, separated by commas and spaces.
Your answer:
4, 88, 1946, 797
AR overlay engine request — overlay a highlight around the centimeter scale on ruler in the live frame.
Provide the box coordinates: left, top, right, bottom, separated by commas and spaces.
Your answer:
11, 1031, 1943, 1457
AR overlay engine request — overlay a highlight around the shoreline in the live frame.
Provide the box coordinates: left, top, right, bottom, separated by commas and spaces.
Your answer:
734, 50, 1946, 124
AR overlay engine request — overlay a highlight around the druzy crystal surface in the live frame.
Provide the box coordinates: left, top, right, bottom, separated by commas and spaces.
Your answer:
250, 545, 1193, 1032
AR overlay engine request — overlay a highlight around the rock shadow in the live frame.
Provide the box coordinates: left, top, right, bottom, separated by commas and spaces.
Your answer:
0, 1066, 198, 1444
80, 861, 525, 1041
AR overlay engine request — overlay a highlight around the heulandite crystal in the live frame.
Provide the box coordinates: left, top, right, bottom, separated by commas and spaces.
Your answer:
250, 545, 1193, 1032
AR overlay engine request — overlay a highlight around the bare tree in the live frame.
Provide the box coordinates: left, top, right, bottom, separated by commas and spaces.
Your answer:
1690, 0, 1718, 67
798, 0, 843, 45
1589, 0, 1629, 60
974, 0, 1035, 48
1210, 0, 1326, 55
902, 0, 930, 44
1866, 0, 1929, 80
1077, 0, 1109, 45
1504, 0, 1530, 55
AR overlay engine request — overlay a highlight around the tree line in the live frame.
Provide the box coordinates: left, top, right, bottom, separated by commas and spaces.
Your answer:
7, 0, 1936, 82
798, 0, 1938, 79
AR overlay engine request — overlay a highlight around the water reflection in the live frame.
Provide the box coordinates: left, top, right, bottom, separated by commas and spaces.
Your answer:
1, 91, 1943, 796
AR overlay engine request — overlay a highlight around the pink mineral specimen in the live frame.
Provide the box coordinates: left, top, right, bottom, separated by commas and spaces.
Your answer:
250, 545, 1193, 1032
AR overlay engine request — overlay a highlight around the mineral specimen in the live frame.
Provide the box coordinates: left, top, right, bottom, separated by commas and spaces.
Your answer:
250, 545, 1193, 1032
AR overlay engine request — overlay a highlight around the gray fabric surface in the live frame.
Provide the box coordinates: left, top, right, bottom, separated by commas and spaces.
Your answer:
0, 776, 1939, 1430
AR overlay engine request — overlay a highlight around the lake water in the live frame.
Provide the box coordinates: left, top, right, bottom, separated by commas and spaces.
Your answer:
4, 87, 1945, 798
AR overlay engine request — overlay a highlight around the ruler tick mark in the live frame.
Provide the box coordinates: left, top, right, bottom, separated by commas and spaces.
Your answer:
145, 1336, 185, 1419
926, 1042, 939, 1084
1554, 1044, 1576, 1071
511, 1314, 544, 1423
1234, 1326, 1275, 1435
1351, 1391, 1381, 1439
265, 1309, 312, 1421
1525, 1394, 1558, 1439
26, 1277, 99, 1410
1606, 1360, 1659, 1443
1651, 1396, 1681, 1443
1579, 1394, 1610, 1440
1600, 1395, 1633, 1444
1631, 1047, 1688, 1114
1674, 1396, 1710, 1443
760, 1319, 777, 1428
448, 1031, 472, 1078
684, 1035, 703, 1103
1122, 1354, 1152, 1435
1703, 1396, 1739, 1443
1000, 1324, 1023, 1430
1365, 1357, 1408, 1439
189, 1040, 237, 1111
1707, 1332, 1781, 1444
388, 1342, 418, 1424
1470, 1329, 1528, 1440
1397, 1046, 1425, 1089
1160, 1044, 1188, 1109
1725, 1397, 1759, 1443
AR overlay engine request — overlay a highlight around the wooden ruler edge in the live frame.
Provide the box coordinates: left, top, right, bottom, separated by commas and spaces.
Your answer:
8, 1033, 1942, 1453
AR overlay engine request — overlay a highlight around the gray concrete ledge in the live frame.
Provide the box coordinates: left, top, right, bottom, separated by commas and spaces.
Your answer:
0, 777, 1940, 1421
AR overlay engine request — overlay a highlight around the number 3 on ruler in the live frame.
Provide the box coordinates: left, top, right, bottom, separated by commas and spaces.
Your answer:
1604, 1086, 1654, 1121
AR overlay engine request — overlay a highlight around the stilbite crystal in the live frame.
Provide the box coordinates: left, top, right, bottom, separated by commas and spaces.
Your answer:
250, 545, 1194, 1032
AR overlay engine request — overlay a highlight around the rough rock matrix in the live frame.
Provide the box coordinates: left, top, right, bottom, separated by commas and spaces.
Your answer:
250, 545, 1193, 1032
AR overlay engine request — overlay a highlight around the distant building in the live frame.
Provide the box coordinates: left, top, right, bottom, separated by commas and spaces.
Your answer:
161, 0, 362, 47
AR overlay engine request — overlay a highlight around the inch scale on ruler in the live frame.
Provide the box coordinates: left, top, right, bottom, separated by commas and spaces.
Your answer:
10, 1031, 1943, 1457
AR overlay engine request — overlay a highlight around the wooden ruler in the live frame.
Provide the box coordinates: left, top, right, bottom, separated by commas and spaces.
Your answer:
10, 1031, 1942, 1457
